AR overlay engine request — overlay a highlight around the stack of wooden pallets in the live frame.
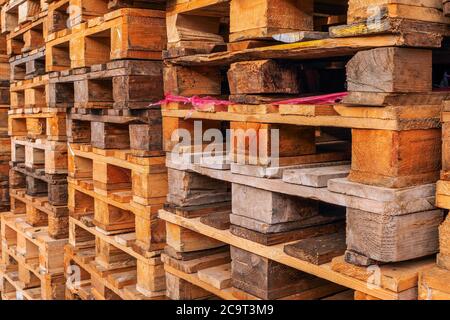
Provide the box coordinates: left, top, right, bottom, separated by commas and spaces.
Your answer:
0, 0, 69, 300
0, 13, 9, 213
46, 0, 169, 300
159, 0, 450, 301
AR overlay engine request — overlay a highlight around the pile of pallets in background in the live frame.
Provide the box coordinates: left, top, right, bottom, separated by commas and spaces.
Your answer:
51, 0, 168, 300
0, 0, 69, 300
159, 0, 450, 301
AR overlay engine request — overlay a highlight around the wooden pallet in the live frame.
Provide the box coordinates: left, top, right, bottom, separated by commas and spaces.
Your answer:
48, 59, 163, 109
9, 74, 48, 109
164, 0, 449, 58
158, 208, 436, 300
9, 110, 66, 141
11, 137, 67, 174
1, 0, 48, 35
66, 216, 167, 300
10, 188, 68, 238
46, 0, 165, 37
45, 8, 166, 72
9, 46, 45, 81
166, 151, 442, 264
6, 15, 47, 56
68, 143, 167, 255
0, 212, 67, 299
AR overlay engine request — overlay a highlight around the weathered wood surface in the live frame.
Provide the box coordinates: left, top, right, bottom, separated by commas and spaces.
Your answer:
284, 232, 346, 265
346, 47, 432, 94
346, 208, 443, 264
229, 0, 313, 42
349, 128, 441, 188
231, 246, 328, 300
167, 168, 230, 207
283, 164, 350, 187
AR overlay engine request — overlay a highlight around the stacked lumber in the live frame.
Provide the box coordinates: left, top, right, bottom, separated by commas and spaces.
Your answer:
159, 0, 450, 300
54, 0, 168, 300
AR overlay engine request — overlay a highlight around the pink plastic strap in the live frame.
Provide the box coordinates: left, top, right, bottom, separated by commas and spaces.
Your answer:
150, 94, 232, 119
271, 92, 348, 105
150, 94, 231, 108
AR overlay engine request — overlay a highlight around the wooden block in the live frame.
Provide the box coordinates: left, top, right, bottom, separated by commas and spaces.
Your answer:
165, 271, 211, 300
26, 176, 47, 196
229, 0, 314, 41
48, 212, 69, 239
91, 122, 130, 150
131, 169, 167, 206
228, 60, 299, 95
349, 128, 441, 188
136, 260, 166, 296
346, 208, 443, 263
198, 263, 232, 289
26, 203, 47, 227
93, 160, 131, 195
74, 78, 114, 109
94, 237, 135, 271
129, 123, 163, 155
93, 198, 135, 232
347, 0, 448, 24
231, 183, 317, 226
48, 182, 68, 206
166, 12, 224, 45
167, 168, 230, 207
231, 246, 327, 300
133, 205, 166, 254
284, 231, 346, 265
230, 122, 316, 166
200, 211, 231, 230
163, 65, 221, 96
67, 119, 91, 143
347, 47, 432, 93
165, 221, 225, 253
